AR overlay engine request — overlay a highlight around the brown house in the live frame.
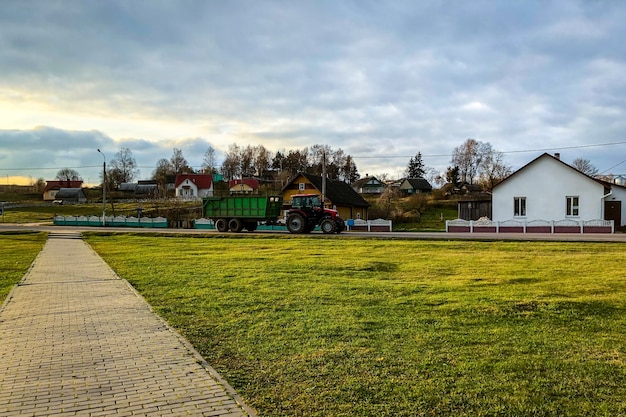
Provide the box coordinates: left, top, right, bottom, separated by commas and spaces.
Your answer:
43, 180, 83, 201
282, 173, 370, 220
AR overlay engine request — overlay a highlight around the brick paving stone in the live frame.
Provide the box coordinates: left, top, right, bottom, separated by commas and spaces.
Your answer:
0, 233, 256, 417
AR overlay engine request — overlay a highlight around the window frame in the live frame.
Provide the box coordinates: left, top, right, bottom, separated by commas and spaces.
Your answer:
566, 196, 579, 217
513, 197, 526, 217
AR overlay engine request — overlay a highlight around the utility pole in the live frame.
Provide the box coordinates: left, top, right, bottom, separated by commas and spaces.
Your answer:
321, 149, 326, 209
97, 149, 106, 226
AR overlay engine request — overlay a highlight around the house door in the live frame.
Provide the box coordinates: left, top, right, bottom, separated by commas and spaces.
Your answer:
604, 201, 622, 227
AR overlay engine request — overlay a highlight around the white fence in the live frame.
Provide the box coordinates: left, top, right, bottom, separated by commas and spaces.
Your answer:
347, 218, 393, 232
446, 218, 614, 234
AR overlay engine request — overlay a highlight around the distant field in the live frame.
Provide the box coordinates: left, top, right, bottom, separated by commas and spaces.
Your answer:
85, 233, 626, 417
0, 232, 47, 301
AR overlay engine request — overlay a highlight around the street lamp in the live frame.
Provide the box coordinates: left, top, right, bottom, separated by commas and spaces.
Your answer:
97, 149, 106, 226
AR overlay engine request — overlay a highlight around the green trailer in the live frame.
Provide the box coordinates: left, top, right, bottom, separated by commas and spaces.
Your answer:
202, 195, 283, 232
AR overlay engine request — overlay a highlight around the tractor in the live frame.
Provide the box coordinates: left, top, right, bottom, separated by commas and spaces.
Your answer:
286, 194, 345, 234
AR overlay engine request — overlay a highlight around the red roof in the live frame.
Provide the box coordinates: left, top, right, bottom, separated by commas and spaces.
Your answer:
229, 178, 259, 189
174, 174, 213, 189
44, 180, 83, 192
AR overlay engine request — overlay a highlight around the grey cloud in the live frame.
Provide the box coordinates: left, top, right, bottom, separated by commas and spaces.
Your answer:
2, 1, 626, 178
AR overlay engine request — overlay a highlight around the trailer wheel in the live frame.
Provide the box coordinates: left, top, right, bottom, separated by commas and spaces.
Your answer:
286, 213, 306, 234
320, 218, 336, 234
215, 218, 229, 232
228, 218, 244, 233
244, 221, 258, 231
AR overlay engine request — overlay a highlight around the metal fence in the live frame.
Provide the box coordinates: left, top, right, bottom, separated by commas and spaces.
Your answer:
54, 215, 168, 228
446, 218, 614, 234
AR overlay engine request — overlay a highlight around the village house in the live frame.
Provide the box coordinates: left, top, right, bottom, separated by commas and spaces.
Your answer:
351, 175, 385, 195
399, 178, 432, 195
229, 178, 259, 195
175, 174, 213, 199
492, 153, 626, 228
43, 180, 83, 201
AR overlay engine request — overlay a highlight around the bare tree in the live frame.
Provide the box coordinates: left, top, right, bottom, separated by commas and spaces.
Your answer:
152, 158, 173, 195
201, 146, 218, 174
254, 145, 271, 176
572, 158, 598, 176
240, 145, 256, 177
451, 139, 510, 188
107, 147, 139, 188
170, 148, 193, 174
479, 147, 512, 190
451, 139, 488, 185
56, 168, 82, 181
221, 144, 241, 180
34, 178, 46, 193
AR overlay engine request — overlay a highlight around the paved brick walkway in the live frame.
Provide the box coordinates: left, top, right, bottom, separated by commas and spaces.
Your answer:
0, 232, 255, 416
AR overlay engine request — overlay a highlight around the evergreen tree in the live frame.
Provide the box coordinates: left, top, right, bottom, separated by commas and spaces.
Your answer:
406, 152, 426, 178
446, 166, 460, 186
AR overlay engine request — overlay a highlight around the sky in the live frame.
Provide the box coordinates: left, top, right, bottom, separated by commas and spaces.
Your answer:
2, 0, 626, 186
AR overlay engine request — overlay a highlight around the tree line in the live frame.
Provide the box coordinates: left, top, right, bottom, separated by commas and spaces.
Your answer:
52, 138, 603, 194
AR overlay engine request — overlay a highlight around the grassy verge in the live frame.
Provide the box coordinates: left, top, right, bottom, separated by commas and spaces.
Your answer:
0, 232, 47, 302
85, 234, 626, 416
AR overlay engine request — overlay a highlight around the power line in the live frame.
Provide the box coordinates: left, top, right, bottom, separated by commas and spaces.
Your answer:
351, 140, 626, 159
1, 140, 625, 172
599, 159, 626, 175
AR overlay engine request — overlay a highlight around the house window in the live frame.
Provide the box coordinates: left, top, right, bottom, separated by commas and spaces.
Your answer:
298, 183, 305, 191
566, 196, 579, 216
514, 197, 526, 217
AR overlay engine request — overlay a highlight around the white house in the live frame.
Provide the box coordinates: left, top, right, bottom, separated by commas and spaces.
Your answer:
492, 153, 625, 227
174, 174, 213, 199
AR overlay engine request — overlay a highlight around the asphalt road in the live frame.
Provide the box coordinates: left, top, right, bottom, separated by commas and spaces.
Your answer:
2, 223, 626, 242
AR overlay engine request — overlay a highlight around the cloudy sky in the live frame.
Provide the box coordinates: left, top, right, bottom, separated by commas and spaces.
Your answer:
2, 0, 626, 185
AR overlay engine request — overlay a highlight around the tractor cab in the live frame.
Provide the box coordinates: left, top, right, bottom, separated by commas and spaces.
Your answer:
291, 194, 322, 210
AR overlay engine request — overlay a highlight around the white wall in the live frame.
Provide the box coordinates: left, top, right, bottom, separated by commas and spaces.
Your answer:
176, 180, 198, 198
493, 155, 606, 222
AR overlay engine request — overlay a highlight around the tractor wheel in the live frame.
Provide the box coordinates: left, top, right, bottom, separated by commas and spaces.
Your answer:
244, 221, 258, 231
228, 218, 244, 233
215, 218, 229, 232
320, 218, 336, 234
286, 213, 306, 234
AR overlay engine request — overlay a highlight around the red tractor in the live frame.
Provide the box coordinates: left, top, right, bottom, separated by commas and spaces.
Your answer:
286, 194, 345, 234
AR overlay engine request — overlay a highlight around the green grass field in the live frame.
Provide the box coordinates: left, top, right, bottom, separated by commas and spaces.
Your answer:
0, 232, 47, 301
84, 233, 626, 416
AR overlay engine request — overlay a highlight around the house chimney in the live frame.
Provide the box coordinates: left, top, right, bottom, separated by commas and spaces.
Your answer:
554, 153, 560, 160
